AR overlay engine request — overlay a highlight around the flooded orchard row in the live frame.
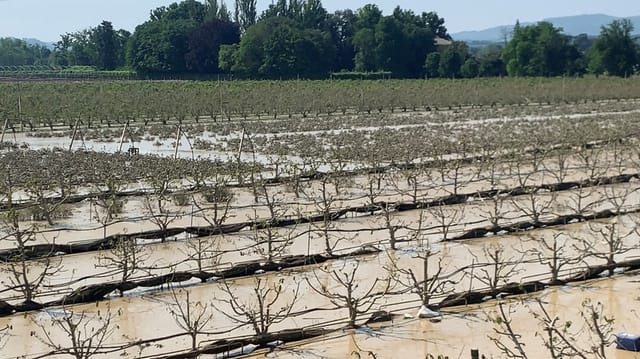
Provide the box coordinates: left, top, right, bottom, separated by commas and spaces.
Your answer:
2, 180, 640, 303
3, 106, 640, 358
2, 256, 639, 358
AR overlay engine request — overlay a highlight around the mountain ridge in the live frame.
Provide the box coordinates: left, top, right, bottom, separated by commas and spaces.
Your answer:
453, 14, 640, 42
23, 38, 55, 50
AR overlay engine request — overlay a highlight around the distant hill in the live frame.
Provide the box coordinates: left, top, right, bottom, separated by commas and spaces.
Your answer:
22, 38, 54, 50
453, 14, 640, 43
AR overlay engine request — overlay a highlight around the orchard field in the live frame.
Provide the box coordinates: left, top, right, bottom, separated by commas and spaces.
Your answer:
1, 77, 640, 358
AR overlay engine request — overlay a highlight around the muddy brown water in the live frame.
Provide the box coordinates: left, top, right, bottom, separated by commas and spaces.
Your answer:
2, 116, 640, 357
2, 265, 640, 358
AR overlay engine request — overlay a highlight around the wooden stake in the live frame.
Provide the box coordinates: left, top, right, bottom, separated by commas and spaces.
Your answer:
236, 128, 246, 184
18, 94, 23, 132
69, 118, 80, 151
0, 117, 8, 144
174, 125, 182, 159
118, 121, 129, 153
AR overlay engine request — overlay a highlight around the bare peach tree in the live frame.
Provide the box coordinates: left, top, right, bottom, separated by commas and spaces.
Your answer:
184, 178, 234, 275
215, 276, 300, 336
248, 177, 299, 263
90, 171, 127, 240
543, 146, 573, 184
142, 172, 182, 242
388, 208, 462, 307
96, 236, 150, 296
392, 164, 431, 204
307, 260, 392, 328
574, 144, 606, 183
508, 146, 558, 225
24, 175, 71, 226
1, 209, 62, 303
166, 287, 213, 350
302, 173, 345, 256
476, 192, 510, 231
35, 305, 117, 359
565, 184, 601, 217
181, 236, 222, 278
487, 301, 529, 359
379, 201, 402, 250
390, 248, 458, 307
524, 233, 584, 284
575, 220, 636, 276
193, 177, 234, 231
428, 203, 465, 242
0, 324, 8, 349
490, 297, 615, 359
580, 299, 614, 359
470, 243, 522, 292
528, 299, 587, 359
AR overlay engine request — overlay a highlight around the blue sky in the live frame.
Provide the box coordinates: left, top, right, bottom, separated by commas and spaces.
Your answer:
1, 0, 640, 42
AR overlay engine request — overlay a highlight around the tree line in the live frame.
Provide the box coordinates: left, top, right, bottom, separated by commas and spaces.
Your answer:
1, 0, 639, 78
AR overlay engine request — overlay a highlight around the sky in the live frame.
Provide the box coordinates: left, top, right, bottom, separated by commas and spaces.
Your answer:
1, 0, 640, 42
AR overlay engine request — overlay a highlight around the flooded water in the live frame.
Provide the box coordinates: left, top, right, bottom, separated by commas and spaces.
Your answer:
2, 104, 640, 358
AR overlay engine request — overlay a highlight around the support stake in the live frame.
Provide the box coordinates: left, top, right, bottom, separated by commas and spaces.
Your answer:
174, 125, 182, 159
118, 121, 129, 153
69, 118, 80, 151
0, 117, 8, 144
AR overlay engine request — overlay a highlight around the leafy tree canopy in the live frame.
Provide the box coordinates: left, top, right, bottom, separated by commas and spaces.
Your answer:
588, 19, 639, 76
0, 38, 51, 66
502, 21, 583, 77
231, 16, 335, 79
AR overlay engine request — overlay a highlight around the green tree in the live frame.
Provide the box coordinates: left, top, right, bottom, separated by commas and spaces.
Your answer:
588, 19, 639, 76
374, 16, 407, 74
326, 9, 357, 71
383, 7, 436, 78
218, 43, 239, 72
259, 0, 327, 31
93, 21, 118, 70
421, 11, 449, 39
128, 18, 198, 73
232, 16, 334, 79
301, 0, 328, 30
114, 29, 131, 68
234, 0, 257, 33
261, 0, 303, 21
424, 52, 440, 78
461, 57, 479, 78
351, 4, 381, 72
150, 0, 208, 23
54, 30, 96, 66
503, 21, 582, 77
0, 38, 50, 66
572, 33, 593, 53
355, 4, 382, 30
206, 0, 231, 21
438, 42, 468, 78
354, 6, 437, 77
50, 35, 72, 66
50, 22, 129, 69
185, 19, 240, 73
478, 51, 507, 77
353, 28, 377, 72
